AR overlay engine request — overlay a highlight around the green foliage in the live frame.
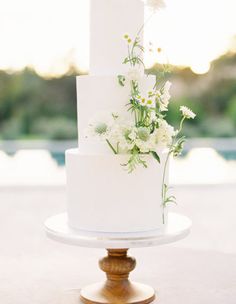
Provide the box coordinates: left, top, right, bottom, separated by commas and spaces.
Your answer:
123, 36, 145, 68
199, 117, 235, 137
201, 79, 236, 114
117, 75, 126, 86
162, 183, 177, 207
171, 136, 186, 157
121, 148, 147, 173
151, 151, 160, 163
32, 117, 77, 140
1, 117, 24, 139
167, 97, 204, 127
166, 85, 236, 137
0, 68, 77, 140
0, 50, 236, 140
227, 95, 236, 125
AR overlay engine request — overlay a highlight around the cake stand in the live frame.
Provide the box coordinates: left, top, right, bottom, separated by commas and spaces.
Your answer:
45, 212, 191, 304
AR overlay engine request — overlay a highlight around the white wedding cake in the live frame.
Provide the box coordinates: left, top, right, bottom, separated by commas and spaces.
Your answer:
66, 0, 169, 233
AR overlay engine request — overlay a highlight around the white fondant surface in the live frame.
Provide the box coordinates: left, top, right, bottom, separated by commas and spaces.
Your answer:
90, 0, 144, 75
77, 75, 155, 153
66, 149, 168, 233
45, 212, 191, 248
66, 0, 170, 235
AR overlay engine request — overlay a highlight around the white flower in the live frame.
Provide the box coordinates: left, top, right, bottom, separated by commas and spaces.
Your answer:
123, 33, 132, 44
146, 98, 156, 108
150, 111, 158, 122
111, 124, 136, 152
137, 94, 156, 108
85, 112, 115, 140
144, 0, 166, 12
107, 123, 121, 142
127, 67, 142, 82
160, 81, 172, 111
164, 80, 172, 94
135, 127, 156, 153
159, 103, 168, 112
180, 106, 196, 119
154, 119, 175, 148
137, 96, 147, 107
127, 128, 137, 141
123, 33, 130, 41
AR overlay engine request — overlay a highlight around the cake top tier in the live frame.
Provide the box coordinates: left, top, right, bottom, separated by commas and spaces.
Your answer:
89, 0, 144, 75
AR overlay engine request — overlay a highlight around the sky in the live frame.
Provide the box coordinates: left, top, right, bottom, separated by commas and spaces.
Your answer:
0, 0, 235, 77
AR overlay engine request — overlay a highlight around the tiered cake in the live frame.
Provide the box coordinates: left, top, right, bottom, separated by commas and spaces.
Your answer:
66, 0, 168, 233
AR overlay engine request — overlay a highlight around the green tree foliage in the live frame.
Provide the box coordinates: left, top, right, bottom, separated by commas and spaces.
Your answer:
0, 52, 235, 140
0, 69, 77, 139
163, 52, 236, 137
227, 95, 236, 125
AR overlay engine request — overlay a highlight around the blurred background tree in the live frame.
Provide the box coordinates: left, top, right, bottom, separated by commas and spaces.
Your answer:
0, 68, 77, 140
0, 51, 235, 140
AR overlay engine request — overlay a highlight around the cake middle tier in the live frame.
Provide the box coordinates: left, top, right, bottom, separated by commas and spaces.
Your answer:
66, 149, 168, 233
77, 74, 156, 153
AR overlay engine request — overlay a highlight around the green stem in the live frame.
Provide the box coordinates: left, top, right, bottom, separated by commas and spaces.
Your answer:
161, 150, 171, 224
134, 110, 138, 126
162, 151, 171, 200
127, 12, 155, 69
136, 12, 155, 38
162, 118, 185, 204
172, 116, 185, 145
106, 139, 118, 154
117, 142, 120, 154
179, 117, 185, 134
131, 42, 135, 65
161, 117, 186, 224
127, 45, 132, 67
131, 80, 135, 95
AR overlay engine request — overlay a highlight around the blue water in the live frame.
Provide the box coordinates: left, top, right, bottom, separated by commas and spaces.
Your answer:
3, 149, 236, 167
50, 152, 66, 166
218, 151, 236, 160
50, 150, 236, 167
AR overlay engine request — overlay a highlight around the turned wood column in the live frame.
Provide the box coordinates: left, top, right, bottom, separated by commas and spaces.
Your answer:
80, 248, 155, 304
99, 249, 136, 302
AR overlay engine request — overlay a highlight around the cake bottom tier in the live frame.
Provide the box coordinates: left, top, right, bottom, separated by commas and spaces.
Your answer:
66, 149, 168, 233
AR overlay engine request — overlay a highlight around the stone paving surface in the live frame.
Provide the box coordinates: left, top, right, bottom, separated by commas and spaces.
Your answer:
0, 185, 235, 304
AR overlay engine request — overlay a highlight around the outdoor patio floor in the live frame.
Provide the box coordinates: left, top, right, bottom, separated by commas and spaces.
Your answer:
0, 185, 235, 304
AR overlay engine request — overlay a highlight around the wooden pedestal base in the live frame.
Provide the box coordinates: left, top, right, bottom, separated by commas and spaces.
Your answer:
80, 249, 155, 304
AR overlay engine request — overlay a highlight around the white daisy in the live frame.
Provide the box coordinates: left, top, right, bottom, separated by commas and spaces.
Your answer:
123, 33, 130, 41
137, 95, 156, 108
154, 119, 175, 148
180, 106, 196, 119
137, 96, 147, 107
123, 33, 132, 44
144, 0, 166, 12
160, 81, 172, 111
127, 67, 142, 82
146, 98, 156, 108
150, 111, 158, 122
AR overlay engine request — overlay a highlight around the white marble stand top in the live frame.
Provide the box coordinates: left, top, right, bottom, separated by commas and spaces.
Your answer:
45, 213, 191, 249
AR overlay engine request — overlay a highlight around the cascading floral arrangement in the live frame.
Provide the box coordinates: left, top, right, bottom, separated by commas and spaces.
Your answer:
86, 0, 196, 221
